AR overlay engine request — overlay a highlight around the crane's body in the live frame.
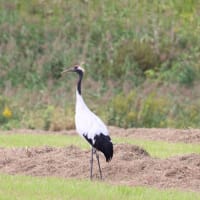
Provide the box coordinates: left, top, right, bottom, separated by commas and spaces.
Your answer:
75, 89, 108, 139
62, 65, 113, 179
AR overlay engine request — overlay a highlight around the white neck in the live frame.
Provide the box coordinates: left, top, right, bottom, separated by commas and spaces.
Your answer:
76, 89, 89, 112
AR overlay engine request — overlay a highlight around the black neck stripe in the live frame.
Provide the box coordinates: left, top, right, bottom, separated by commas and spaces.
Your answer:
77, 71, 83, 95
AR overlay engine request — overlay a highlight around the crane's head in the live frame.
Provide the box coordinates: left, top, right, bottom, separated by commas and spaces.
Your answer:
62, 65, 85, 76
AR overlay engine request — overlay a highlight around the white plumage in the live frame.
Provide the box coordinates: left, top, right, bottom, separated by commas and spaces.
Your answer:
75, 90, 109, 143
62, 65, 113, 179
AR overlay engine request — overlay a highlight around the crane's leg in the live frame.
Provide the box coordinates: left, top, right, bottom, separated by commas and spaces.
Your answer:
94, 150, 102, 179
90, 147, 94, 180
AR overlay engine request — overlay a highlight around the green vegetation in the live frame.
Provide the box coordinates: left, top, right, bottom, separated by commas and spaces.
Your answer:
114, 137, 200, 158
0, 174, 199, 200
108, 91, 200, 128
0, 134, 200, 158
0, 0, 200, 129
0, 134, 88, 149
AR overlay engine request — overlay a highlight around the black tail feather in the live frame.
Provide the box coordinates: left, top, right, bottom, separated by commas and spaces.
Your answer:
93, 133, 113, 162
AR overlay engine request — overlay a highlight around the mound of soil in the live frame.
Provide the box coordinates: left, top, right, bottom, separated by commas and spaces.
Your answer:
0, 144, 200, 191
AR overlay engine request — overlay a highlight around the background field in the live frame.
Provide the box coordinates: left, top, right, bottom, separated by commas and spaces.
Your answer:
0, 0, 200, 130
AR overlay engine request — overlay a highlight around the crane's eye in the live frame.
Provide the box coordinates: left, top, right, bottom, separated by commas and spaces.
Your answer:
74, 66, 79, 70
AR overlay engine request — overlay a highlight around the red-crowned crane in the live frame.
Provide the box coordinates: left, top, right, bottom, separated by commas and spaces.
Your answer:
62, 65, 113, 180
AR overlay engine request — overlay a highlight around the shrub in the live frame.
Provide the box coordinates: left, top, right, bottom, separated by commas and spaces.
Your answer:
0, 96, 11, 123
177, 64, 196, 86
108, 90, 138, 128
138, 93, 171, 128
108, 91, 172, 128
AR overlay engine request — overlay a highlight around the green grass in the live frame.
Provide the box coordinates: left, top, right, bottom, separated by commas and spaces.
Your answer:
0, 134, 89, 149
114, 137, 200, 158
0, 174, 199, 200
0, 133, 200, 158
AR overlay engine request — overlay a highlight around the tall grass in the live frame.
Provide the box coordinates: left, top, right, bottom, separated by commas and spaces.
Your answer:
0, 0, 200, 129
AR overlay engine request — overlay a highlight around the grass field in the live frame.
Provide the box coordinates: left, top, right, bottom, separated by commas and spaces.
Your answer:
0, 174, 199, 200
0, 134, 88, 149
0, 133, 200, 158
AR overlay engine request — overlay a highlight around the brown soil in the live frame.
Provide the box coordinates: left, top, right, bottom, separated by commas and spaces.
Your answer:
0, 144, 200, 192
